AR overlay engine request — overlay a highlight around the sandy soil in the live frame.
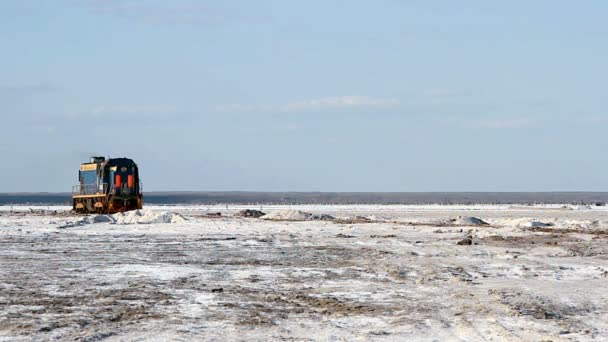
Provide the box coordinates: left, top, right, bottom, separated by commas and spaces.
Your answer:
1, 205, 607, 341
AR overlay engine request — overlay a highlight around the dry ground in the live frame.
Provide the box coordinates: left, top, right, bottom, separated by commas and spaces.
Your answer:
0, 205, 607, 341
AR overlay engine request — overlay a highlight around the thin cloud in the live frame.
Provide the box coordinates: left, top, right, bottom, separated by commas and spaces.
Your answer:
284, 96, 400, 111
78, 0, 270, 26
215, 96, 400, 113
0, 83, 55, 95
89, 105, 177, 116
64, 105, 178, 119
471, 118, 537, 129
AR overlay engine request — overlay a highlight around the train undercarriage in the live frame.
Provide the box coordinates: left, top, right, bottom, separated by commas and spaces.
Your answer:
73, 194, 143, 214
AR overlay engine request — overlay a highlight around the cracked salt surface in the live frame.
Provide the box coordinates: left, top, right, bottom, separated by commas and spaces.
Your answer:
1, 204, 608, 341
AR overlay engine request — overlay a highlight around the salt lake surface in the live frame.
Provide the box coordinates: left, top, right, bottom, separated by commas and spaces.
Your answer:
1, 204, 607, 341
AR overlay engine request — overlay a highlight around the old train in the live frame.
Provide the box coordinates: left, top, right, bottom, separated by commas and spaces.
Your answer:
72, 156, 143, 214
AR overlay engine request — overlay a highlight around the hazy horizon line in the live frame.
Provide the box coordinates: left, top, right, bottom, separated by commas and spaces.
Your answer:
3, 191, 608, 195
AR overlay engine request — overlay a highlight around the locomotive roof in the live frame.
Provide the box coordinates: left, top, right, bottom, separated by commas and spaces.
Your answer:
105, 158, 137, 166
80, 158, 137, 166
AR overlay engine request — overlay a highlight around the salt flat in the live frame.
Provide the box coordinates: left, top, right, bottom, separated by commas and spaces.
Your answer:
1, 205, 607, 341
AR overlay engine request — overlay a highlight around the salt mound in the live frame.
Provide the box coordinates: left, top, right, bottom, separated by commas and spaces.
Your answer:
237, 209, 266, 218
520, 221, 554, 228
58, 215, 115, 228
260, 209, 335, 221
562, 219, 601, 230
452, 216, 489, 226
314, 214, 336, 221
261, 209, 314, 221
87, 215, 115, 224
112, 210, 188, 224
58, 209, 187, 228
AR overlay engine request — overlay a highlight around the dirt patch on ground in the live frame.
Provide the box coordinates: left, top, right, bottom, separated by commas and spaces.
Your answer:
0, 281, 173, 339
210, 286, 404, 326
266, 292, 390, 316
480, 233, 573, 247
489, 289, 601, 337
334, 216, 375, 224
480, 233, 608, 258
236, 209, 266, 218
524, 227, 608, 235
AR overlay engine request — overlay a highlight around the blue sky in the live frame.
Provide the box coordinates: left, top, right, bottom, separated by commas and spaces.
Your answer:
1, 0, 607, 192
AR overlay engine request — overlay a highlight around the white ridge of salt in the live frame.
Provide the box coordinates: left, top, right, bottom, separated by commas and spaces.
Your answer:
111, 210, 188, 224
58, 209, 187, 228
260, 209, 314, 221
58, 215, 116, 228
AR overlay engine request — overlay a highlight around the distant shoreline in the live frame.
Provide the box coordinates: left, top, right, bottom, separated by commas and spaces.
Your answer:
1, 192, 607, 205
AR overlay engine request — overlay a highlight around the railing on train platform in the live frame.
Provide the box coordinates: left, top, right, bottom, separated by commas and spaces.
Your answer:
72, 183, 108, 195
